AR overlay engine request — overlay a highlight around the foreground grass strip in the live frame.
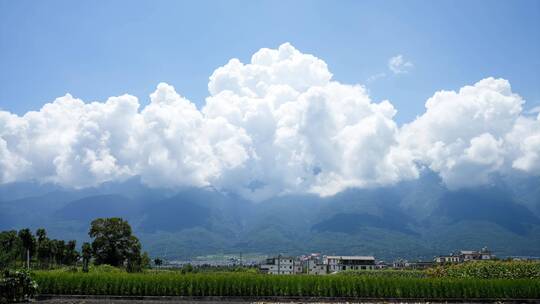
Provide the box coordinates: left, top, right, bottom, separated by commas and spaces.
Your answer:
33, 272, 540, 299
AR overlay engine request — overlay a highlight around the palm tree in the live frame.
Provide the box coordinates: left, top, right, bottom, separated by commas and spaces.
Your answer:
17, 229, 35, 269
154, 258, 163, 269
64, 240, 79, 266
35, 228, 49, 268
35, 228, 47, 243
82, 242, 92, 273
37, 238, 52, 268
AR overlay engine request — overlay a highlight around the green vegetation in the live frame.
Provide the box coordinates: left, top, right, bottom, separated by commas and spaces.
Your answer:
339, 269, 427, 278
81, 242, 92, 273
0, 231, 20, 270
29, 261, 540, 299
180, 265, 259, 274
3, 216, 540, 300
0, 217, 150, 273
89, 218, 148, 272
0, 228, 78, 270
33, 271, 540, 299
428, 260, 540, 279
0, 269, 38, 303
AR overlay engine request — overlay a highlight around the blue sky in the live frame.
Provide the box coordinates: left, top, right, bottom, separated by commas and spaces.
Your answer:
0, 0, 539, 125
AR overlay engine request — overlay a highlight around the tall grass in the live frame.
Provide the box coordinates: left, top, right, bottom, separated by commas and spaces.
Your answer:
34, 272, 540, 299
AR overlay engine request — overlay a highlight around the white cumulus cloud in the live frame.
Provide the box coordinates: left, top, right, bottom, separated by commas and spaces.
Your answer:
204, 43, 417, 198
399, 77, 539, 189
0, 43, 538, 199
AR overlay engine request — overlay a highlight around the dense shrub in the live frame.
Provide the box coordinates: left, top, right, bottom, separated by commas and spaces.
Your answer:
90, 264, 126, 273
0, 269, 38, 303
190, 265, 260, 274
33, 271, 540, 299
428, 261, 540, 279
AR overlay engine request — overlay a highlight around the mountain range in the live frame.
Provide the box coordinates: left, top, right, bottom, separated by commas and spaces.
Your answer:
1, 172, 539, 261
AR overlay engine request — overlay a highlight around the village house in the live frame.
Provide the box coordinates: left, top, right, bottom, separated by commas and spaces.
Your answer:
259, 256, 302, 275
461, 247, 494, 261
302, 253, 328, 275
435, 254, 461, 264
392, 258, 408, 269
375, 260, 389, 269
307, 263, 328, 275
391, 258, 434, 270
435, 247, 494, 264
325, 255, 376, 273
407, 261, 435, 270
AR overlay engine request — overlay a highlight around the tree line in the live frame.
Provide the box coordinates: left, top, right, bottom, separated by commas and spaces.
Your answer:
0, 218, 150, 272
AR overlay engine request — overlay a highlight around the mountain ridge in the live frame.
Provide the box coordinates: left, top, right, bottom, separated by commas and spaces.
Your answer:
1, 173, 539, 260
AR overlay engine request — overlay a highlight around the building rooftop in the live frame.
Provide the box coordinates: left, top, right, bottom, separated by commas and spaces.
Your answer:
267, 256, 297, 260
326, 256, 375, 260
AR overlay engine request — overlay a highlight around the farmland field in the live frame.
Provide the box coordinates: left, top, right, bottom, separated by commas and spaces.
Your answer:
33, 271, 540, 300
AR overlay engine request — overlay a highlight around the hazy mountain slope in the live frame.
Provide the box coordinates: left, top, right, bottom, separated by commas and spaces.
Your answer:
505, 176, 540, 217
312, 212, 418, 236
1, 174, 539, 260
433, 188, 540, 235
140, 195, 211, 233
55, 194, 144, 223
0, 190, 89, 230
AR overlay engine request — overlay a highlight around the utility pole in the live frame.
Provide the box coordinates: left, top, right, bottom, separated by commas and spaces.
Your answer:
278, 254, 281, 274
26, 249, 30, 269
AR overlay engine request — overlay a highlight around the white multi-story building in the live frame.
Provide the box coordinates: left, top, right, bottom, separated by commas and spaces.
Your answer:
260, 256, 302, 275
435, 247, 495, 264
303, 253, 328, 275
435, 255, 461, 263
461, 247, 494, 261
324, 256, 376, 273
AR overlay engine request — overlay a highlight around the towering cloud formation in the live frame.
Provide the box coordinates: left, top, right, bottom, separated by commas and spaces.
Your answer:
399, 77, 537, 189
204, 43, 416, 198
0, 43, 538, 199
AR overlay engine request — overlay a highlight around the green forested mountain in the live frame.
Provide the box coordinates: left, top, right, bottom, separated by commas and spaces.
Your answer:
1, 173, 539, 261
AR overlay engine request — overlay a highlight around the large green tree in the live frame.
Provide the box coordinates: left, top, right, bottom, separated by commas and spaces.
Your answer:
125, 237, 143, 273
89, 218, 141, 267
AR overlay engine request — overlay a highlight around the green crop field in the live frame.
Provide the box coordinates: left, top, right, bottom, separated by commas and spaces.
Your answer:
428, 260, 540, 279
33, 271, 540, 299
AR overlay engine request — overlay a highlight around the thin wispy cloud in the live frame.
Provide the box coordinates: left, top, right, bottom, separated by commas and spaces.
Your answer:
388, 54, 414, 74
366, 72, 387, 83
367, 54, 414, 83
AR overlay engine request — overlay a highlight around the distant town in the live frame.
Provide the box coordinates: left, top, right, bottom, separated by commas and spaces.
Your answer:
159, 247, 540, 275
262, 247, 496, 275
